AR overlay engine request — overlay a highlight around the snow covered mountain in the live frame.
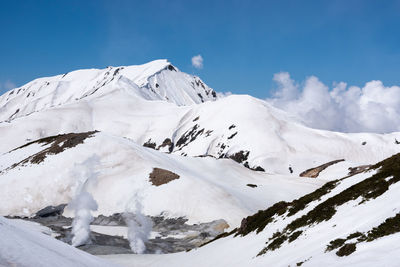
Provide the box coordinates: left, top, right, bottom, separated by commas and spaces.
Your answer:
1, 76, 399, 176
1, 59, 400, 266
0, 59, 217, 122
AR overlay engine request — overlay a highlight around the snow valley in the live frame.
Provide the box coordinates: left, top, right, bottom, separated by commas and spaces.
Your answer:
1, 60, 400, 267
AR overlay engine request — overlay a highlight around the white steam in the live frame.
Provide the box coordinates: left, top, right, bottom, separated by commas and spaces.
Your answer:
268, 72, 400, 133
124, 194, 152, 254
69, 155, 100, 247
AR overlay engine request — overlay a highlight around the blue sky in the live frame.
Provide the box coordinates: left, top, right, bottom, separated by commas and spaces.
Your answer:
1, 0, 399, 98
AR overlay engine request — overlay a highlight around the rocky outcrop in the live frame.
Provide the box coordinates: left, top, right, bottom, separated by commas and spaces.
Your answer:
300, 159, 345, 178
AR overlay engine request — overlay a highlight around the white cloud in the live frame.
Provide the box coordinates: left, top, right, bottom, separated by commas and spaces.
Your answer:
4, 80, 16, 91
267, 72, 400, 133
191, 54, 203, 69
0, 80, 16, 93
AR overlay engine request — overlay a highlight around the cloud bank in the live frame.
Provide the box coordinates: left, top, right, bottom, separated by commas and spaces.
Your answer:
267, 72, 400, 133
191, 55, 203, 69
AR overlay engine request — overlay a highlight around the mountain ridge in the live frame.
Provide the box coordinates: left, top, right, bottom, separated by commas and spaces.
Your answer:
0, 59, 217, 122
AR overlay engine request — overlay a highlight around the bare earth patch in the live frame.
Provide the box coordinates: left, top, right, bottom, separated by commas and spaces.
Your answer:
149, 168, 180, 186
300, 159, 345, 178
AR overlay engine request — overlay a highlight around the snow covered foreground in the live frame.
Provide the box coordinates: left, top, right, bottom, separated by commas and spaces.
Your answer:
0, 216, 116, 267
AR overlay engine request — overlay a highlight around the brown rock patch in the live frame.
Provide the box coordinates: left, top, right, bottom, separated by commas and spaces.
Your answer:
149, 168, 180, 186
300, 159, 345, 178
8, 131, 98, 169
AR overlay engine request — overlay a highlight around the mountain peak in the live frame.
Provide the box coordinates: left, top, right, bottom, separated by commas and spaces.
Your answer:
0, 60, 217, 122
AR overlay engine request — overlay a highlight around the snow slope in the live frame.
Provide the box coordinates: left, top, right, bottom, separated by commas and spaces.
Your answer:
0, 131, 323, 227
0, 216, 116, 267
0, 90, 399, 176
102, 153, 400, 267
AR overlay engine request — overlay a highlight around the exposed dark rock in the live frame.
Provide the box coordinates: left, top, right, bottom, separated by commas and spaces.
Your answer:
288, 230, 302, 242
252, 166, 265, 172
194, 79, 206, 89
149, 168, 180, 186
227, 132, 237, 139
193, 116, 200, 122
157, 138, 173, 152
362, 141, 367, 145
228, 124, 236, 130
143, 139, 157, 149
8, 108, 20, 121
205, 130, 213, 137
326, 238, 346, 252
300, 159, 345, 178
175, 124, 205, 149
246, 184, 257, 188
113, 68, 121, 76
167, 65, 177, 71
35, 204, 67, 218
336, 243, 356, 256
197, 93, 204, 102
195, 154, 216, 159
228, 150, 250, 164
224, 151, 264, 171
92, 214, 126, 226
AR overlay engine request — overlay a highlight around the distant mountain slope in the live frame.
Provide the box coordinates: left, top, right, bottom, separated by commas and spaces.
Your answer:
0, 59, 216, 122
